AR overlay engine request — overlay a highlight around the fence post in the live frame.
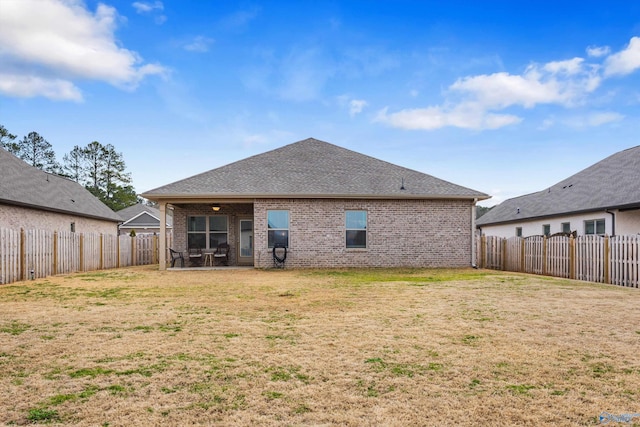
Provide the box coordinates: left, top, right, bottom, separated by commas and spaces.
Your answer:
520, 238, 525, 273
53, 231, 58, 276
116, 235, 120, 268
569, 235, 575, 280
501, 238, 507, 271
604, 235, 610, 284
79, 233, 84, 272
542, 235, 548, 276
19, 228, 25, 281
480, 235, 486, 268
153, 234, 158, 264
131, 235, 136, 266
99, 234, 104, 271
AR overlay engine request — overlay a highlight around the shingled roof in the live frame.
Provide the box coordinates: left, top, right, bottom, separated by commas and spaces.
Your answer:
142, 138, 489, 200
477, 145, 640, 226
0, 147, 122, 222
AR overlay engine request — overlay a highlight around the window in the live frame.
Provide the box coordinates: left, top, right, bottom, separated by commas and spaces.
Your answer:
585, 219, 605, 235
209, 216, 228, 248
542, 224, 550, 236
188, 216, 228, 249
268, 210, 289, 248
70, 222, 75, 233
515, 227, 522, 237
561, 222, 571, 234
346, 210, 367, 248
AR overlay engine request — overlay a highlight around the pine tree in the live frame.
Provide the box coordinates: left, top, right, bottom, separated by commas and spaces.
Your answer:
15, 131, 61, 173
0, 124, 19, 155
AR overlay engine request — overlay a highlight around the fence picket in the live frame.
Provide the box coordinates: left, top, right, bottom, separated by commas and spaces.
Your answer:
481, 234, 639, 288
0, 228, 172, 285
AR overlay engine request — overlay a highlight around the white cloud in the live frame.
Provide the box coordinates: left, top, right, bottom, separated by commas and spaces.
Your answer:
604, 36, 640, 76
375, 104, 521, 131
564, 112, 625, 128
587, 45, 610, 58
450, 71, 566, 109
0, 0, 166, 101
218, 7, 261, 31
349, 99, 367, 116
184, 36, 215, 53
132, 1, 166, 24
132, 1, 162, 13
543, 57, 585, 75
244, 46, 336, 102
0, 73, 83, 101
378, 37, 640, 131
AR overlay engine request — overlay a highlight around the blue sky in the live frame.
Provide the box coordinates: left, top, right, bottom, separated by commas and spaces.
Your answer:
1, 1, 639, 206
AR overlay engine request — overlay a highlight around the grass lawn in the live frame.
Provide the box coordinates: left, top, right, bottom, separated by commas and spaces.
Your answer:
1, 266, 639, 426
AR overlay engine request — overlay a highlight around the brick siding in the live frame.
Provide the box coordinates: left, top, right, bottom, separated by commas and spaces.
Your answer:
0, 204, 118, 235
170, 199, 474, 268
254, 198, 473, 268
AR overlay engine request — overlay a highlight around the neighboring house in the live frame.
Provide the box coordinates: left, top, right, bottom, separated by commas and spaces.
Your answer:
117, 203, 173, 236
0, 147, 121, 234
477, 145, 640, 238
142, 138, 489, 269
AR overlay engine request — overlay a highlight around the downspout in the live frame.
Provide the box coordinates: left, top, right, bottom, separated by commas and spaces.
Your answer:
605, 209, 616, 236
471, 198, 478, 268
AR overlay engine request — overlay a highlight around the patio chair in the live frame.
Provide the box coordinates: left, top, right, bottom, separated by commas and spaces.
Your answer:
188, 247, 203, 267
213, 243, 230, 266
169, 248, 184, 268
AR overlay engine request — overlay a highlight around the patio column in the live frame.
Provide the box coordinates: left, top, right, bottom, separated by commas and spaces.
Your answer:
471, 198, 478, 267
159, 202, 167, 270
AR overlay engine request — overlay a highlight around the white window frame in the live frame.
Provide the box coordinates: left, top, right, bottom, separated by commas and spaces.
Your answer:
584, 219, 605, 236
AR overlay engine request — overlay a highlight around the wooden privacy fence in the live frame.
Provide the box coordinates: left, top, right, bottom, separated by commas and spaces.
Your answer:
0, 228, 172, 285
478, 234, 639, 288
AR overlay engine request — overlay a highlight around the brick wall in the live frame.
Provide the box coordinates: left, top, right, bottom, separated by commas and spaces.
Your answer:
0, 204, 118, 235
253, 198, 474, 268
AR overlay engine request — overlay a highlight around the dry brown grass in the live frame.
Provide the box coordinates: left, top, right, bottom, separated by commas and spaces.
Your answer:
1, 266, 639, 426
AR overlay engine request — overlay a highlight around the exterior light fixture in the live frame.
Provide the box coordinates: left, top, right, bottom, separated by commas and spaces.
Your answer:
212, 206, 221, 212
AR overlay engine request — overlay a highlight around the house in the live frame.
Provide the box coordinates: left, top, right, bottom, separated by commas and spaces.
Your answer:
476, 145, 640, 238
142, 138, 489, 269
117, 203, 173, 236
0, 147, 121, 234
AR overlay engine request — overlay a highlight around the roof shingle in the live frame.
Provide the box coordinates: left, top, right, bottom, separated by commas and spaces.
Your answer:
0, 147, 122, 222
143, 138, 488, 200
477, 145, 640, 226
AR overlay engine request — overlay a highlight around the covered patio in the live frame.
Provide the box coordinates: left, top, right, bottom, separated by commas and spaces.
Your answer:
158, 201, 255, 269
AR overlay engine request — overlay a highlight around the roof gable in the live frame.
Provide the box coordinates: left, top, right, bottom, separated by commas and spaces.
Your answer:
143, 138, 488, 200
477, 145, 640, 226
117, 203, 172, 227
0, 148, 121, 222
121, 211, 159, 227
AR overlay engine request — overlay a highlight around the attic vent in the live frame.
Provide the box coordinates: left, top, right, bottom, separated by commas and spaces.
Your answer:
517, 208, 520, 214
562, 184, 573, 189
400, 177, 405, 191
